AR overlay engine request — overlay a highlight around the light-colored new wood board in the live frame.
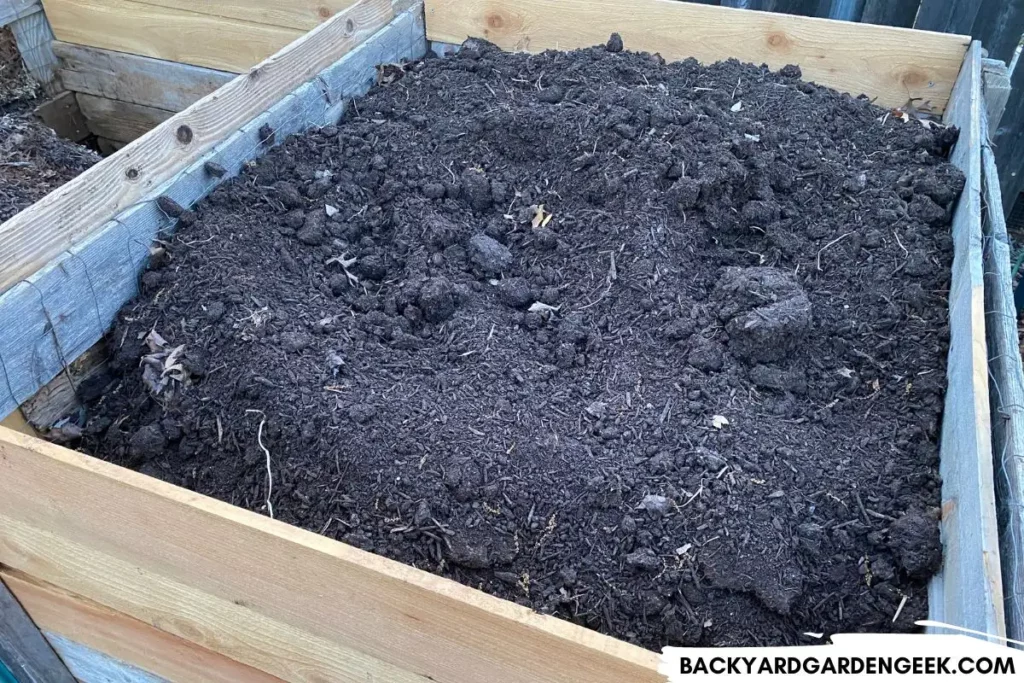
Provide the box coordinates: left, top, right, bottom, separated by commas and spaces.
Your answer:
126, 0, 358, 32
3, 572, 285, 683
77, 94, 175, 144
927, 40, 1005, 640
0, 0, 394, 296
54, 42, 234, 113
0, 426, 662, 683
424, 0, 969, 112
40, 0, 304, 72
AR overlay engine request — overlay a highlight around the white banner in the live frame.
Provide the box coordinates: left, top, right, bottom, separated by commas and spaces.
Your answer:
660, 627, 1023, 681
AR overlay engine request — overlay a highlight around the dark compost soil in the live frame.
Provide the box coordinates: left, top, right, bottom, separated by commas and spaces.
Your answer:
74, 37, 963, 649
1, 28, 99, 222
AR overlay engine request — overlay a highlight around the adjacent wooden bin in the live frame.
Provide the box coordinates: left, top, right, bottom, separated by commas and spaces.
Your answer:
0, 1, 1009, 680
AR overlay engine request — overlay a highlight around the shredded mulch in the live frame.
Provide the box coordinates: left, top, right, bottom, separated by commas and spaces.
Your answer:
73, 37, 963, 648
0, 28, 99, 223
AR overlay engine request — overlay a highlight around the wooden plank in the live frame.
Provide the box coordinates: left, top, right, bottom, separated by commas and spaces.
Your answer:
982, 57, 1011, 130
3, 571, 285, 683
124, 0, 358, 32
0, 0, 395, 296
758, 0, 822, 16
18, 344, 106, 430
0, 4, 425, 422
0, 426, 662, 683
914, 0, 981, 33
0, 411, 36, 437
9, 9, 58, 95
979, 103, 1024, 646
34, 91, 90, 142
0, 577, 76, 683
44, 635, 166, 683
424, 0, 969, 111
969, 0, 1024, 64
928, 40, 1005, 640
53, 41, 234, 113
860, 0, 920, 27
40, 0, 305, 72
994, 55, 1024, 212
0, 0, 38, 27
77, 94, 174, 144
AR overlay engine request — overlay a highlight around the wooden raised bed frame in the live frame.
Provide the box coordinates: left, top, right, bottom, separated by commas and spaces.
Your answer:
0, 1, 1005, 680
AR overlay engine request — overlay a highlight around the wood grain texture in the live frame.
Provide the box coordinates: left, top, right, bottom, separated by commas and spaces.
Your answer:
125, 0, 358, 32
18, 344, 106, 430
40, 0, 304, 72
423, 0, 969, 111
0, 426, 662, 683
77, 94, 175, 144
0, 0, 394, 296
0, 577, 76, 683
54, 41, 234, 113
928, 40, 1005, 640
3, 572, 285, 683
979, 105, 1024, 646
9, 9, 58, 94
0, 0, 38, 27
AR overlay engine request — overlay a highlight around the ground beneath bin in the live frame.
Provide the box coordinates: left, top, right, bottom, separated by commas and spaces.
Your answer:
0, 27, 99, 222
75, 37, 963, 648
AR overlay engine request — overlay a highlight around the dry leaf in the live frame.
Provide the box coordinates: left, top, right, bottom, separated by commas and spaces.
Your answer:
145, 329, 168, 352
744, 133, 760, 142
837, 368, 855, 378
730, 101, 743, 112
528, 302, 560, 314
871, 379, 880, 391
711, 415, 729, 429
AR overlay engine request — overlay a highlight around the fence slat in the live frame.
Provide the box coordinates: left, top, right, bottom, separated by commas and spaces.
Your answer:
861, 0, 920, 27
915, 0, 982, 33
994, 59, 1024, 213
970, 0, 1024, 64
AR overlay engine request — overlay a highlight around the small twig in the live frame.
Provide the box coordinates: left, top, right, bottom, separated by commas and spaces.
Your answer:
257, 418, 274, 518
816, 232, 852, 271
892, 594, 908, 623
892, 229, 909, 258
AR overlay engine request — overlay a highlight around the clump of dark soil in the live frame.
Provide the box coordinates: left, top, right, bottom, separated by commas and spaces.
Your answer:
76, 37, 960, 648
0, 28, 99, 222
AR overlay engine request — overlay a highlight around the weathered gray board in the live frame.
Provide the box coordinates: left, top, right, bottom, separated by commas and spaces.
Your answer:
0, 581, 75, 683
0, 6, 427, 420
44, 635, 167, 683
927, 40, 1006, 640
53, 41, 235, 113
979, 89, 1024, 645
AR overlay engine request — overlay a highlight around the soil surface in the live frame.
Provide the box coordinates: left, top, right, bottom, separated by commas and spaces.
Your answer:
76, 37, 963, 648
0, 28, 99, 222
